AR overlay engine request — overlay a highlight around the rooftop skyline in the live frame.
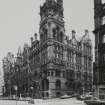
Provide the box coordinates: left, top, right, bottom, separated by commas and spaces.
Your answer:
0, 0, 94, 73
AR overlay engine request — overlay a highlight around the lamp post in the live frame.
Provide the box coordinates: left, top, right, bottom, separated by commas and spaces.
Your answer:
30, 86, 34, 99
14, 85, 18, 105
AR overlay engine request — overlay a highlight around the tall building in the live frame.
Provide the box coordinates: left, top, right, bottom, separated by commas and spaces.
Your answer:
21, 43, 30, 96
10, 47, 24, 96
39, 0, 66, 98
94, 0, 105, 100
29, 34, 40, 98
38, 0, 92, 98
2, 0, 93, 98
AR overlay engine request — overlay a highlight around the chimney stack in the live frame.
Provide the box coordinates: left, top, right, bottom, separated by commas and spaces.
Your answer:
72, 30, 76, 38
30, 37, 33, 44
85, 29, 89, 36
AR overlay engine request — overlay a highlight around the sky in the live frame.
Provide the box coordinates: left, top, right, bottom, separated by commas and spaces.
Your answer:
0, 0, 94, 73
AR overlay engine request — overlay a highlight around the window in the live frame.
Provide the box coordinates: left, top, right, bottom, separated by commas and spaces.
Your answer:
53, 28, 56, 40
102, 16, 105, 25
102, 0, 105, 4
47, 71, 50, 76
56, 70, 61, 77
51, 71, 54, 76
102, 35, 105, 43
63, 71, 65, 78
103, 73, 105, 82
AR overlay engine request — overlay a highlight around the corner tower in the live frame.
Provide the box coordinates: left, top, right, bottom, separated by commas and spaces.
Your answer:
40, 0, 65, 43
39, 0, 66, 98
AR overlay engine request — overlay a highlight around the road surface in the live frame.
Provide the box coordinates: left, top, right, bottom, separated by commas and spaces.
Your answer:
0, 98, 86, 105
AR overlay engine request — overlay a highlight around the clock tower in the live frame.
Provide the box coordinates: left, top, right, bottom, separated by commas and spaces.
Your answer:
39, 0, 66, 98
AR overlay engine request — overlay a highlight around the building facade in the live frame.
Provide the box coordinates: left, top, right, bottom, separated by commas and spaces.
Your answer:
0, 69, 4, 96
94, 0, 105, 100
2, 0, 93, 98
32, 0, 92, 98
2, 52, 16, 96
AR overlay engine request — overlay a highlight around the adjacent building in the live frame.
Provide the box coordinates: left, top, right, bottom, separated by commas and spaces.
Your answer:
31, 0, 92, 98
93, 0, 105, 100
0, 69, 4, 96
2, 52, 16, 96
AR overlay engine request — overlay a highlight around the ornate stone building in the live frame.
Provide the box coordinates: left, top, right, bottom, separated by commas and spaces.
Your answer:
93, 0, 105, 100
29, 0, 93, 98
2, 0, 93, 98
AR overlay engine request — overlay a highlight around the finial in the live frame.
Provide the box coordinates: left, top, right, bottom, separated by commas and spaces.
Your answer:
17, 46, 22, 57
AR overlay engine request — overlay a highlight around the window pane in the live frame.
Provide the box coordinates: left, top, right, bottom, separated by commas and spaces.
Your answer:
103, 35, 105, 43
102, 16, 105, 25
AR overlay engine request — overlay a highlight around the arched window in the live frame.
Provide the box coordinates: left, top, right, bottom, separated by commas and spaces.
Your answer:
52, 28, 56, 40
55, 79, 61, 89
60, 32, 63, 42
77, 71, 81, 80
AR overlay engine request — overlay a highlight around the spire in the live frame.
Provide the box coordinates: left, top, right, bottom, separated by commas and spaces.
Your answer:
30, 37, 34, 45
84, 29, 91, 42
85, 29, 89, 36
34, 33, 38, 41
17, 46, 22, 57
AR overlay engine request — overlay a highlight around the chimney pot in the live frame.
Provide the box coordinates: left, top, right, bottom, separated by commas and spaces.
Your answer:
72, 30, 76, 38
85, 29, 89, 35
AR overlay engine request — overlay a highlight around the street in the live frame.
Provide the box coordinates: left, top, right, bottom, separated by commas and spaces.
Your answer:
0, 98, 85, 105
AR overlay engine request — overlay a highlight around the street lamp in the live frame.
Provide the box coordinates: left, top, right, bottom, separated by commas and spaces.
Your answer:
14, 85, 18, 105
30, 86, 34, 99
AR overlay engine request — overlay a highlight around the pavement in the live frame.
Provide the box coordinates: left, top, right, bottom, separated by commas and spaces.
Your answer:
0, 98, 85, 105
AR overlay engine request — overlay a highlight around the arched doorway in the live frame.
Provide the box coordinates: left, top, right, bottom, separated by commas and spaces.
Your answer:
55, 79, 61, 97
55, 79, 61, 89
41, 79, 49, 91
